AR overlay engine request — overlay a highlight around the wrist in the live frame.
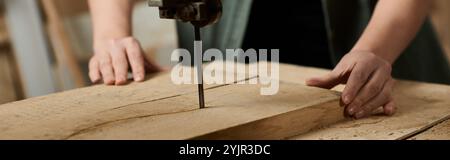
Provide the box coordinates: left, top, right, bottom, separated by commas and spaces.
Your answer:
94, 25, 132, 41
93, 34, 132, 53
350, 47, 396, 65
94, 33, 131, 43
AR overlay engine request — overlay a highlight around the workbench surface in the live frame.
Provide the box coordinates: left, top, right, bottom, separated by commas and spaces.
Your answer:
0, 62, 449, 140
275, 63, 450, 140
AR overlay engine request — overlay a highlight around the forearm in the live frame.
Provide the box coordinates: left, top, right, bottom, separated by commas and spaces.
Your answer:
88, 0, 135, 49
351, 0, 431, 64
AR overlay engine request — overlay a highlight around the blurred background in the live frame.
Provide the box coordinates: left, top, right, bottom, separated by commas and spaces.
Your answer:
0, 0, 449, 104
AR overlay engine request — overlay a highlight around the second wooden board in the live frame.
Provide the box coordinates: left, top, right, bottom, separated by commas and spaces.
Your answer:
409, 118, 450, 140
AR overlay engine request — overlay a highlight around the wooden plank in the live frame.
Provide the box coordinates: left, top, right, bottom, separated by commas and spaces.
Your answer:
68, 82, 342, 140
409, 118, 450, 140
0, 67, 343, 139
0, 71, 217, 140
2, 61, 449, 140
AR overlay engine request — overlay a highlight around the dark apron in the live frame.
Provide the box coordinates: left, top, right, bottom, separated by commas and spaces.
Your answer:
177, 0, 450, 85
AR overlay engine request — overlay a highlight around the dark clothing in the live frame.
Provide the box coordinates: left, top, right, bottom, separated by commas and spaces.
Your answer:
177, 0, 450, 85
242, 0, 333, 69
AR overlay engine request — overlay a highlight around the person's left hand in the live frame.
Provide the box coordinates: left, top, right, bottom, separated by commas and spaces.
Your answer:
306, 51, 397, 119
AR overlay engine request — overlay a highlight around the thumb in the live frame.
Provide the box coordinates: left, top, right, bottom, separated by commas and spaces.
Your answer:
306, 69, 347, 89
306, 74, 339, 89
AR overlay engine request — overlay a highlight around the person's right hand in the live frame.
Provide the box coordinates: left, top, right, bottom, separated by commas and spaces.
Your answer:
89, 37, 163, 85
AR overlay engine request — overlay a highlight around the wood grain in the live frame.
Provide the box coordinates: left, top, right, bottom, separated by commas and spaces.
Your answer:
1, 62, 449, 140
66, 82, 342, 140
0, 64, 344, 140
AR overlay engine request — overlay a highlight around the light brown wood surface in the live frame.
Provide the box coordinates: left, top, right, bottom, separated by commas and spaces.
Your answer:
67, 82, 342, 140
0, 64, 345, 140
0, 62, 449, 140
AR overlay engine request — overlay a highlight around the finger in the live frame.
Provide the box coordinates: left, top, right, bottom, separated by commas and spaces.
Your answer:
354, 79, 394, 119
305, 74, 340, 89
360, 101, 396, 116
98, 53, 115, 85
89, 57, 101, 83
371, 106, 385, 115
383, 100, 397, 116
110, 40, 129, 85
123, 38, 146, 82
341, 61, 377, 106
306, 62, 354, 89
347, 67, 390, 115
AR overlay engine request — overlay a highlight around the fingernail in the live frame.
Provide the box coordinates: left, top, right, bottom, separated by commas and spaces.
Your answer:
115, 78, 126, 85
135, 75, 143, 81
105, 80, 115, 85
356, 111, 365, 119
348, 107, 355, 115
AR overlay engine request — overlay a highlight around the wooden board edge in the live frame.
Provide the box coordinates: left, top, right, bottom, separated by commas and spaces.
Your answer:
192, 99, 345, 140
